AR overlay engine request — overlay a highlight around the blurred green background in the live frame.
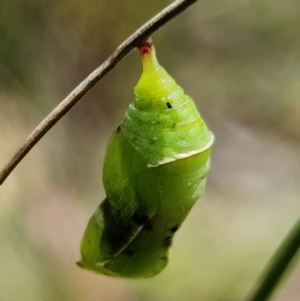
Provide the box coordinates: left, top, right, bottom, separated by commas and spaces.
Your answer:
1, 0, 300, 300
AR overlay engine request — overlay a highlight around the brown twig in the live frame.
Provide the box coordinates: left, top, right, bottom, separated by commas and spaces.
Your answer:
0, 0, 198, 186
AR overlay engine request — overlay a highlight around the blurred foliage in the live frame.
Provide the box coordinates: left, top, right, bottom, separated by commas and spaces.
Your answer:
0, 0, 300, 300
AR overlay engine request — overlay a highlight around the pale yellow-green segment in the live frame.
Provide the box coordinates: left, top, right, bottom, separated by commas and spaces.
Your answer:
122, 43, 213, 167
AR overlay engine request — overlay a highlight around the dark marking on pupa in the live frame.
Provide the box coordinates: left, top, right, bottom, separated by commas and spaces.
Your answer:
166, 102, 172, 109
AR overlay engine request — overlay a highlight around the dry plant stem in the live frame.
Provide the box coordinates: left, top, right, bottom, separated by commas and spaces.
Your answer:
245, 218, 300, 301
0, 0, 197, 186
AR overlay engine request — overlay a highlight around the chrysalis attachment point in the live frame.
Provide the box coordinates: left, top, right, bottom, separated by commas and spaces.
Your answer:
137, 39, 159, 73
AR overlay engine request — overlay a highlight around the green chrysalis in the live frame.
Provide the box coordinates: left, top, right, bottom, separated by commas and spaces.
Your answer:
78, 41, 214, 278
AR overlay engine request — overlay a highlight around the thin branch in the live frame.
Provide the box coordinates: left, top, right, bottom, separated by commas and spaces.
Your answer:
244, 217, 300, 301
0, 0, 198, 186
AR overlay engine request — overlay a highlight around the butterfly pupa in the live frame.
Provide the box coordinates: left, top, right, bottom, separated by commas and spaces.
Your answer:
78, 40, 214, 278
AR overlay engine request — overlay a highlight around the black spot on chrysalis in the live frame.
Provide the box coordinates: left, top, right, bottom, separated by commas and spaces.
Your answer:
163, 235, 174, 248
115, 125, 121, 133
166, 102, 172, 109
170, 225, 179, 233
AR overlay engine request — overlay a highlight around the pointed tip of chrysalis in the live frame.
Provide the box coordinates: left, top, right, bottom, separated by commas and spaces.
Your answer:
76, 260, 84, 268
135, 40, 182, 104
137, 39, 159, 72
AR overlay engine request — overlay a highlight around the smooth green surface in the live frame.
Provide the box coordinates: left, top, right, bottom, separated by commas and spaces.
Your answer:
79, 44, 213, 277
